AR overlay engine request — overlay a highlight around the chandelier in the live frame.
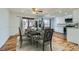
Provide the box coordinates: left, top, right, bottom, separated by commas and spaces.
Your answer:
32, 8, 43, 14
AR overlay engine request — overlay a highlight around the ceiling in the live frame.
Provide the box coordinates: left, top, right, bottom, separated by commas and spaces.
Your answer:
9, 8, 79, 17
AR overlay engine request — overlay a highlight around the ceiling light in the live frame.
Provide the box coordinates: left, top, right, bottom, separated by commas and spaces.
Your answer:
32, 11, 36, 14
32, 8, 43, 14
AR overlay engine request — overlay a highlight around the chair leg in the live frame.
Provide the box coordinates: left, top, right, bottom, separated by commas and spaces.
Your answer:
20, 38, 22, 48
50, 41, 52, 51
36, 41, 38, 48
43, 42, 44, 51
30, 37, 33, 45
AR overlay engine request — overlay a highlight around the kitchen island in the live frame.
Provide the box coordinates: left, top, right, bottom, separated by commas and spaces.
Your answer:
67, 27, 79, 45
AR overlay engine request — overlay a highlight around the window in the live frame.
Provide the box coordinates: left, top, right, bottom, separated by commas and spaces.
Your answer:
29, 20, 35, 27
22, 17, 35, 30
43, 19, 50, 29
22, 19, 28, 29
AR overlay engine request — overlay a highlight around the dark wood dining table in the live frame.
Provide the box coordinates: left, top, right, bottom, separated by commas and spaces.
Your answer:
25, 29, 44, 45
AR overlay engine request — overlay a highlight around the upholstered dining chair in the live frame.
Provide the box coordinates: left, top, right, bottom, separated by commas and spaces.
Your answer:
18, 27, 30, 48
38, 29, 54, 51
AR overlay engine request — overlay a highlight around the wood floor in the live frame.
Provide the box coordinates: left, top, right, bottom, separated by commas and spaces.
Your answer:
53, 32, 79, 51
0, 36, 16, 51
0, 32, 79, 51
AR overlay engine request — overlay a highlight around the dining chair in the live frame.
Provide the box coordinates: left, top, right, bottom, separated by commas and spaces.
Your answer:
18, 27, 23, 48
18, 27, 30, 48
32, 31, 41, 47
38, 29, 54, 51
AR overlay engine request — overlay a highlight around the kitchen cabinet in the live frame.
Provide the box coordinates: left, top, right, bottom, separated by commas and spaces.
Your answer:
67, 27, 79, 44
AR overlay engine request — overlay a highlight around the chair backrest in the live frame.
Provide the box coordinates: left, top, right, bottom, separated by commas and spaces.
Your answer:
44, 29, 53, 42
19, 27, 22, 39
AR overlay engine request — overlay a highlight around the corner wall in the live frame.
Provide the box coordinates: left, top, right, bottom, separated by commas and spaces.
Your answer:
9, 13, 20, 35
0, 9, 10, 48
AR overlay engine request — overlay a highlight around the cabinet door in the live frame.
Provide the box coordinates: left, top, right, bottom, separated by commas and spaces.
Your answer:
67, 28, 79, 44
54, 17, 65, 33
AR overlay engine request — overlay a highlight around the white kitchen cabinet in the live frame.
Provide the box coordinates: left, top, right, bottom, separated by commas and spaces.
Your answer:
54, 17, 65, 33
67, 28, 79, 44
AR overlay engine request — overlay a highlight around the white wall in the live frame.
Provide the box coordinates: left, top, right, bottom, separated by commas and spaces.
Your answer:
9, 13, 20, 35
0, 9, 10, 48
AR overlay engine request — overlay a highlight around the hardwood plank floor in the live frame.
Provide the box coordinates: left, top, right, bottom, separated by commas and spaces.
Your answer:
53, 32, 79, 51
0, 36, 16, 51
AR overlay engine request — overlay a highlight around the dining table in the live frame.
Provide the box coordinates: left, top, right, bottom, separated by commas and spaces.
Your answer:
25, 29, 44, 46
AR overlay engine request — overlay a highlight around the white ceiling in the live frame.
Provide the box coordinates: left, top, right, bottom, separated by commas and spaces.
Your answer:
9, 8, 79, 17
9, 8, 32, 14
